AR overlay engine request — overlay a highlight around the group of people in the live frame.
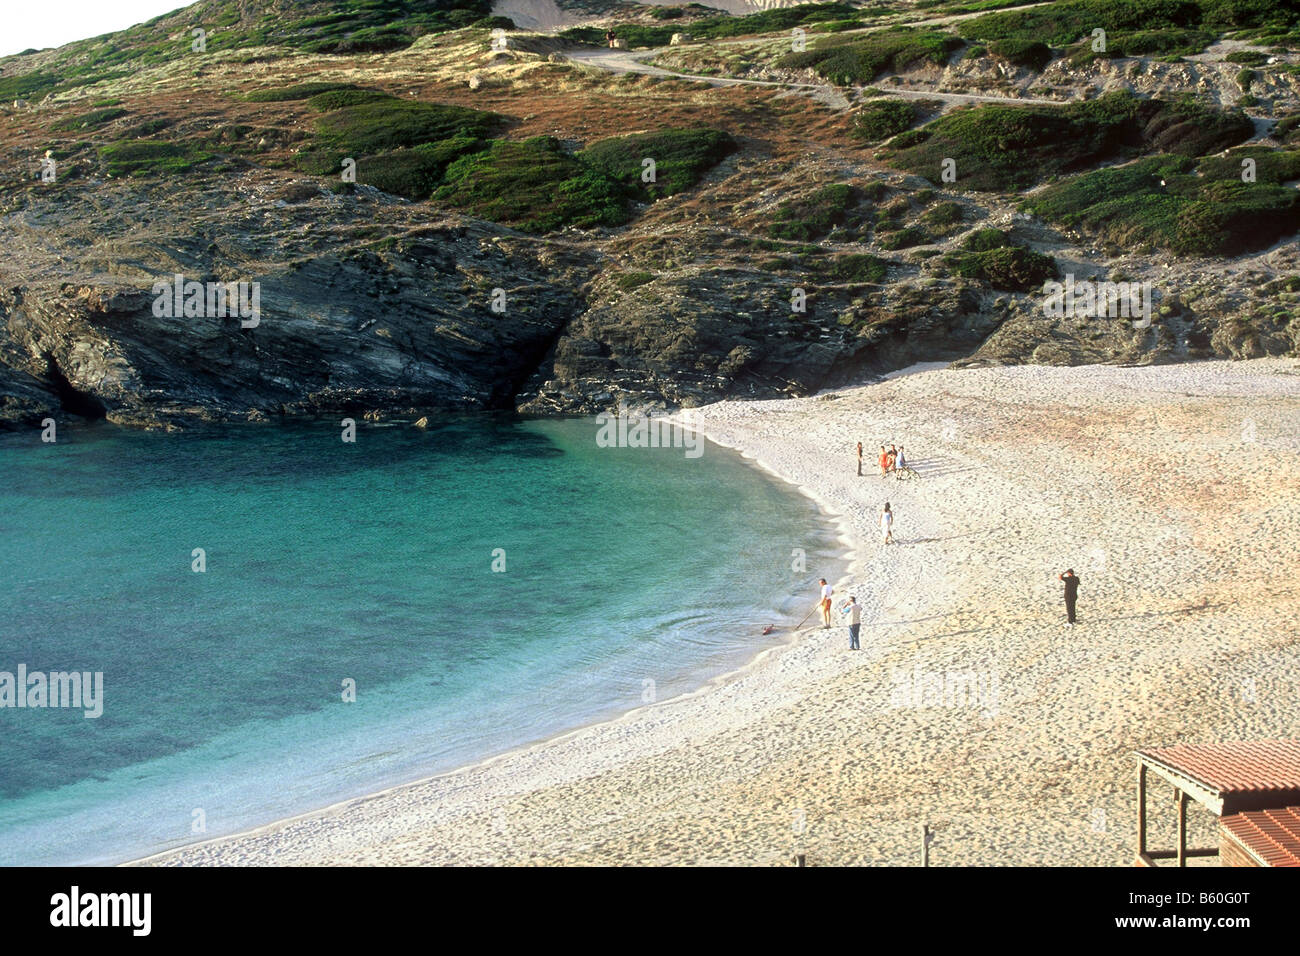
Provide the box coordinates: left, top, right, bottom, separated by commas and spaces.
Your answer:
811, 568, 1082, 650
854, 442, 907, 478
810, 568, 1082, 652
804, 441, 1082, 652
815, 578, 864, 649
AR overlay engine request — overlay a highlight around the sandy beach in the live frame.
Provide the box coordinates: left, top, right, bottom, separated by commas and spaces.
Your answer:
139, 359, 1300, 866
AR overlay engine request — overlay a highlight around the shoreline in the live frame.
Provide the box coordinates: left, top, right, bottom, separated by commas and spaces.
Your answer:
137, 358, 1300, 866
124, 423, 862, 867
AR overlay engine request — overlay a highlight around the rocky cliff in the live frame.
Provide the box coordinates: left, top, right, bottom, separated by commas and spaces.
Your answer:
2, 0, 1298, 430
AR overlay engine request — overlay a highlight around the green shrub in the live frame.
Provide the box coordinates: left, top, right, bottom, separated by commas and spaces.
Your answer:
355, 135, 489, 199
952, 245, 1056, 289
615, 271, 655, 289
303, 25, 416, 54
307, 89, 392, 110
1024, 152, 1300, 255
877, 226, 930, 249
242, 82, 365, 102
921, 200, 964, 226
313, 98, 502, 155
964, 228, 1013, 251
825, 253, 889, 282
0, 72, 62, 101
989, 38, 1052, 70
851, 100, 917, 142
50, 107, 127, 131
767, 183, 861, 240
884, 91, 1252, 190
1275, 113, 1300, 143
963, 0, 1199, 46
580, 128, 736, 200
1226, 50, 1269, 65
775, 28, 964, 85
562, 3, 862, 49
123, 118, 171, 137
99, 140, 213, 177
945, 237, 1055, 290
434, 136, 630, 232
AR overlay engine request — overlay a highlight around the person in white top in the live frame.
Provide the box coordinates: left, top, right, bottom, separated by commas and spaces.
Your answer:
839, 596, 863, 650
818, 578, 833, 628
895, 445, 906, 471
880, 502, 894, 544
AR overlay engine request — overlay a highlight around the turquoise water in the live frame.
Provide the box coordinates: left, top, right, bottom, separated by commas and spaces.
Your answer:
0, 416, 843, 865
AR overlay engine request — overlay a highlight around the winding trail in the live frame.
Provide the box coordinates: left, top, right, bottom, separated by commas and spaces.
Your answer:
554, 0, 1279, 123
564, 44, 1071, 111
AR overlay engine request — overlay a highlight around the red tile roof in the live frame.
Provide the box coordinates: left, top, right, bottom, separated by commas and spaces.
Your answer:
1138, 739, 1300, 796
1221, 807, 1300, 867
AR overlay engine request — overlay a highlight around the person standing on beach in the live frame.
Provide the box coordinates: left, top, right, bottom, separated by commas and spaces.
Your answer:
1058, 569, 1080, 627
880, 502, 894, 545
878, 445, 889, 478
819, 578, 833, 628
840, 595, 863, 650
857, 442, 863, 476
896, 445, 907, 471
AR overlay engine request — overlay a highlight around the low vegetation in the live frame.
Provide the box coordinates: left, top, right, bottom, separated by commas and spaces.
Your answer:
49, 107, 128, 132
851, 100, 918, 143
98, 140, 214, 177
1025, 151, 1300, 256
943, 229, 1057, 291
883, 91, 1253, 191
774, 28, 964, 85
959, 0, 1299, 63
433, 136, 630, 233
988, 38, 1053, 71
560, 3, 868, 50
579, 129, 736, 200
766, 183, 875, 241
823, 253, 890, 282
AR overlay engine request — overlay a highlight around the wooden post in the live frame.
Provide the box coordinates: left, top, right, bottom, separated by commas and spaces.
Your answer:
1177, 791, 1188, 867
921, 824, 932, 867
1137, 763, 1147, 859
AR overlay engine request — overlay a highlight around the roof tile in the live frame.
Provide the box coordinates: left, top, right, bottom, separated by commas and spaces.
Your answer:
1138, 739, 1300, 795
1221, 807, 1300, 867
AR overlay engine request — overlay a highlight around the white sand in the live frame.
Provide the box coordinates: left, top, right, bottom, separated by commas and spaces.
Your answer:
139, 359, 1300, 866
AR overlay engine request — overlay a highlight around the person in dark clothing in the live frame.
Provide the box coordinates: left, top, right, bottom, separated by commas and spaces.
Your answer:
1058, 569, 1080, 627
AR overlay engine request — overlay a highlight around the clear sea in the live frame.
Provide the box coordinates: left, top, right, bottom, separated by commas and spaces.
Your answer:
0, 415, 844, 865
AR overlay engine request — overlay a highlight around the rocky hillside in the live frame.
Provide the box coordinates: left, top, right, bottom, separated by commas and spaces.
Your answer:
2, 0, 1299, 429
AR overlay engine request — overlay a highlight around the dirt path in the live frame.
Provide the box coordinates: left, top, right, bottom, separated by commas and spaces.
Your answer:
564, 45, 1070, 111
